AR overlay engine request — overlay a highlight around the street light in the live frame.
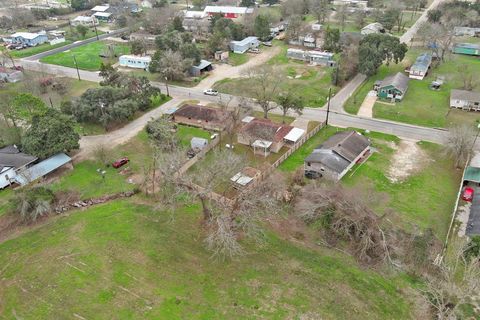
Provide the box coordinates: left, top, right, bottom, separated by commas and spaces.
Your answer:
164, 76, 170, 97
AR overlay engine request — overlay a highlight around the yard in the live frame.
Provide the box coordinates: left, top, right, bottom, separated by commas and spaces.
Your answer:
214, 42, 339, 108
228, 52, 249, 66
279, 125, 460, 238
40, 41, 130, 71
345, 47, 480, 128
9, 41, 73, 59
0, 198, 418, 319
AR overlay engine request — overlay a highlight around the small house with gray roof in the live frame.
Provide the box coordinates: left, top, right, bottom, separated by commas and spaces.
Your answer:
375, 72, 409, 101
450, 89, 480, 112
304, 131, 370, 181
408, 53, 432, 80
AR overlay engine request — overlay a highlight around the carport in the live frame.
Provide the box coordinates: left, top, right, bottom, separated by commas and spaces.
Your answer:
464, 166, 480, 236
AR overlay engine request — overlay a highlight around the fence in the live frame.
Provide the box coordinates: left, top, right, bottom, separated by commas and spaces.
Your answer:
174, 137, 220, 178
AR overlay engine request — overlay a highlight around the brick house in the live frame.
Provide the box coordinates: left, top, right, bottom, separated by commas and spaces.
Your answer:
172, 104, 232, 131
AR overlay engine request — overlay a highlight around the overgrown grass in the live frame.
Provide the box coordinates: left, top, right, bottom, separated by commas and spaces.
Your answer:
40, 41, 130, 71
9, 41, 73, 58
0, 199, 417, 319
228, 52, 249, 66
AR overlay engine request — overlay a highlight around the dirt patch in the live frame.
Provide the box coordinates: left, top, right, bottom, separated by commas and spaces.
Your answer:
386, 140, 429, 183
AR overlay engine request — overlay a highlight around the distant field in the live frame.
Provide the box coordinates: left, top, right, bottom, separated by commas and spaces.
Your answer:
0, 199, 418, 319
40, 41, 130, 71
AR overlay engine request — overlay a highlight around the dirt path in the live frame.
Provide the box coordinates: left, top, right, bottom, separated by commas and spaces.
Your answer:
386, 140, 428, 183
195, 46, 282, 90
357, 91, 377, 118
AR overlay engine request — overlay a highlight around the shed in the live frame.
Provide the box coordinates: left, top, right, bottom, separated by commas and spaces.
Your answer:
376, 72, 409, 101
229, 37, 259, 54
284, 127, 306, 144
230, 167, 261, 189
190, 137, 208, 152
190, 60, 213, 77
15, 153, 72, 186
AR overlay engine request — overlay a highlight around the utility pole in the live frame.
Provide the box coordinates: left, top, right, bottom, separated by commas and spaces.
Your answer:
164, 76, 170, 96
73, 55, 81, 81
93, 20, 99, 40
325, 87, 332, 126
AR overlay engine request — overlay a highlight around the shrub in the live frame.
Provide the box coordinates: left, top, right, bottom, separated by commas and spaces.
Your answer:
10, 186, 56, 223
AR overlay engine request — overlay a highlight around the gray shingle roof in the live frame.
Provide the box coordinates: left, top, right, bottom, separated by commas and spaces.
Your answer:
0, 145, 37, 170
451, 89, 480, 102
305, 131, 370, 174
379, 72, 409, 93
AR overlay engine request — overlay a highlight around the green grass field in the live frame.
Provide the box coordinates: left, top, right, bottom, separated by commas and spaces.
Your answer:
40, 42, 130, 71
0, 199, 418, 319
9, 41, 73, 58
228, 52, 249, 66
176, 125, 211, 148
345, 47, 480, 127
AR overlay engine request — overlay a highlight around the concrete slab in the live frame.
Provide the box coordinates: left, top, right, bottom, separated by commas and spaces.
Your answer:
357, 90, 377, 118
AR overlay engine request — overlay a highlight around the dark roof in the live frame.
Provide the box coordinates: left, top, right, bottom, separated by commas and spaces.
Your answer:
173, 104, 229, 123
0, 145, 37, 171
239, 118, 292, 143
379, 72, 409, 93
305, 131, 370, 173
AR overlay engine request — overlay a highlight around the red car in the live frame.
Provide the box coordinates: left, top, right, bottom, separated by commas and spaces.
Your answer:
112, 157, 129, 169
462, 187, 474, 202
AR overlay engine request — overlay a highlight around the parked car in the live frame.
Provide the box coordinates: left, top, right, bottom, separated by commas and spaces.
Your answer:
203, 89, 218, 96
462, 186, 474, 202
249, 48, 260, 54
263, 41, 272, 47
112, 157, 129, 168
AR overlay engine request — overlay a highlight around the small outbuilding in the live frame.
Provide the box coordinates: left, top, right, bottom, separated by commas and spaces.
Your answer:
189, 60, 213, 77
230, 167, 261, 189
375, 72, 409, 101
190, 137, 208, 152
408, 53, 432, 80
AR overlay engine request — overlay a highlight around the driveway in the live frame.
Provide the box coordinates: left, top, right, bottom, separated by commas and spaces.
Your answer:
466, 185, 480, 236
357, 91, 377, 118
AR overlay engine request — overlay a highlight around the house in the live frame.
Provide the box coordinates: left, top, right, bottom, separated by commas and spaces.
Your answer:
230, 167, 261, 189
333, 0, 368, 9
15, 153, 72, 186
119, 55, 151, 69
450, 89, 480, 111
286, 48, 336, 67
183, 10, 207, 19
454, 27, 480, 37
91, 4, 110, 13
190, 60, 213, 77
408, 53, 432, 80
452, 43, 480, 57
172, 104, 232, 131
203, 6, 254, 19
229, 36, 259, 54
72, 15, 98, 26
375, 72, 409, 101
0, 67, 23, 83
304, 131, 370, 181
237, 118, 293, 156
361, 22, 385, 35
0, 145, 37, 189
93, 12, 113, 22
10, 32, 48, 46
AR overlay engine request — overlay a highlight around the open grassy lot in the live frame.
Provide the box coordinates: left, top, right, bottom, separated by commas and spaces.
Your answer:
214, 42, 339, 108
176, 125, 211, 148
228, 52, 249, 66
0, 199, 419, 319
9, 41, 73, 58
40, 41, 130, 71
279, 125, 460, 237
345, 47, 480, 127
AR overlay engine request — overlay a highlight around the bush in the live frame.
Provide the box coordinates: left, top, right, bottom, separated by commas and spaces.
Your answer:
10, 187, 56, 223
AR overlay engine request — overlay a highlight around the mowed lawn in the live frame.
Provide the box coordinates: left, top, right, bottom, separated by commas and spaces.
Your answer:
40, 41, 130, 71
9, 41, 73, 58
0, 199, 418, 319
214, 41, 339, 108
279, 126, 460, 238
345, 47, 480, 128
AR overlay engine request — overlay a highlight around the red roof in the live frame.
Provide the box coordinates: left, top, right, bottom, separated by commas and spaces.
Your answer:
239, 118, 293, 142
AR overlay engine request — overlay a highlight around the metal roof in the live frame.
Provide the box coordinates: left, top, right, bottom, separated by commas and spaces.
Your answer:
15, 153, 71, 186
11, 32, 44, 40
411, 53, 432, 72
454, 43, 480, 50
204, 6, 253, 14
284, 127, 305, 143
231, 36, 258, 47
252, 140, 272, 148
91, 5, 110, 11
464, 166, 480, 183
119, 55, 152, 62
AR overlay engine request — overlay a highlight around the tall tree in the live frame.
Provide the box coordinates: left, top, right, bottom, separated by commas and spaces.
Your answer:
444, 124, 476, 168
149, 49, 188, 81
22, 109, 80, 159
243, 65, 282, 119
254, 14, 271, 40
276, 91, 304, 123
358, 34, 407, 76
323, 27, 341, 53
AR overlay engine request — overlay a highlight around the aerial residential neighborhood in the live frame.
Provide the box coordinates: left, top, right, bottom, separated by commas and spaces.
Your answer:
1, 0, 480, 318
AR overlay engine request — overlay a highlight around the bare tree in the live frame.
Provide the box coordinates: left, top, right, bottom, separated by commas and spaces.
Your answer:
309, 0, 330, 23
219, 96, 252, 146
150, 49, 189, 81
444, 124, 476, 169
337, 5, 348, 31
457, 64, 478, 91
421, 238, 480, 320
242, 65, 282, 119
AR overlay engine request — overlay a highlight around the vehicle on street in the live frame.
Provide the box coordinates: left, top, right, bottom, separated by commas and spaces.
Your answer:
462, 186, 474, 202
203, 89, 218, 96
112, 157, 129, 168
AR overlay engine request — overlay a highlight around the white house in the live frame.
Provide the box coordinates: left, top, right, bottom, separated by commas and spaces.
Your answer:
118, 55, 151, 69
203, 6, 254, 18
229, 36, 259, 54
72, 15, 98, 26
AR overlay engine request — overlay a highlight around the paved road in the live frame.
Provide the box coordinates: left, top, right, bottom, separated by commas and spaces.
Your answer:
22, 27, 129, 61
399, 0, 447, 44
